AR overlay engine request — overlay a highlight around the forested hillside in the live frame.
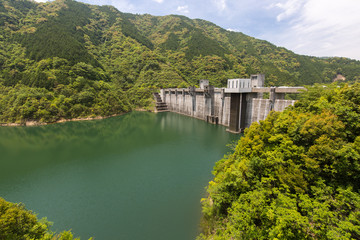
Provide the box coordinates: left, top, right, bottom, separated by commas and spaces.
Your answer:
1, 0, 360, 123
198, 83, 360, 239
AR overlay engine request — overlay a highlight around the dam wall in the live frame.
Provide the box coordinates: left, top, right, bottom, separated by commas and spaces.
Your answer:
162, 88, 231, 126
158, 75, 305, 133
160, 89, 297, 132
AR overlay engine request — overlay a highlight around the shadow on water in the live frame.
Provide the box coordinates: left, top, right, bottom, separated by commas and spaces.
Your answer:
0, 111, 239, 240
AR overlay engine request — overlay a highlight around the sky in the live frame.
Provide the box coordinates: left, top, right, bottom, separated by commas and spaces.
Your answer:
34, 0, 360, 60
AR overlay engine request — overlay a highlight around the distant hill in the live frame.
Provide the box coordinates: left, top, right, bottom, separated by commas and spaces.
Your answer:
1, 0, 360, 123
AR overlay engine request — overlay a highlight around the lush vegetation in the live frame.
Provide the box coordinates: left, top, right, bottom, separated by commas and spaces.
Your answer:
1, 0, 360, 124
2, 1, 360, 238
0, 197, 88, 239
198, 83, 360, 239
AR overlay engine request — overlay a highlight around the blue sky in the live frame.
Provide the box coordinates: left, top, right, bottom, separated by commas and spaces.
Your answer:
35, 0, 360, 60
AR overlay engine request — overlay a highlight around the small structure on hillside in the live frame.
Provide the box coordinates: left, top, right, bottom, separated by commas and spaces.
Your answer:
333, 74, 346, 82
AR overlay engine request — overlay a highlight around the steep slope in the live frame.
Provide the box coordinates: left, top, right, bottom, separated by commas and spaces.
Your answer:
0, 0, 360, 123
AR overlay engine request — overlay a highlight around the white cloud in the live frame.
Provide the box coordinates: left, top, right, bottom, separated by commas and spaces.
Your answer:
176, 5, 189, 14
110, 0, 135, 12
270, 0, 305, 22
24, 0, 360, 60
213, 0, 227, 12
265, 0, 360, 60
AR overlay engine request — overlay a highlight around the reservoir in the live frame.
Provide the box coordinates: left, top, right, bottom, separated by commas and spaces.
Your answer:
0, 112, 237, 240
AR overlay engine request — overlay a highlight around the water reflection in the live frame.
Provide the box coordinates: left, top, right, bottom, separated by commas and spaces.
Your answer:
0, 112, 238, 240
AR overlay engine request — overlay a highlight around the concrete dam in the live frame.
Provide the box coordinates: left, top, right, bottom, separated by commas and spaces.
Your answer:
155, 74, 305, 133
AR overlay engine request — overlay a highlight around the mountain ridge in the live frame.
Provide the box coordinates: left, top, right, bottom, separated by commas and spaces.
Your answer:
0, 0, 360, 123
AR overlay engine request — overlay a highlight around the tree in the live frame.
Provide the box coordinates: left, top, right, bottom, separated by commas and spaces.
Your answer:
198, 83, 360, 240
0, 197, 88, 240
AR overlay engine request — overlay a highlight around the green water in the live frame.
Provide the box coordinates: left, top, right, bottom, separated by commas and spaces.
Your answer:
0, 112, 237, 240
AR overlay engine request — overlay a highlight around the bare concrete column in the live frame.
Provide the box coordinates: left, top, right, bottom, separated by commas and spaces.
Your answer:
210, 86, 215, 116
168, 90, 172, 110
270, 87, 276, 111
204, 85, 215, 117
182, 89, 185, 113
220, 89, 225, 124
160, 89, 165, 102
239, 93, 248, 130
189, 86, 196, 117
228, 93, 241, 133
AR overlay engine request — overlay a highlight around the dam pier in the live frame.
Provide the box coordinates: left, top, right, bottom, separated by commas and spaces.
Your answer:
155, 74, 305, 133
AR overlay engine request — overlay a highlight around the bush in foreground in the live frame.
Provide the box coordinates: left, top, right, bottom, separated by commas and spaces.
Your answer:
0, 197, 88, 240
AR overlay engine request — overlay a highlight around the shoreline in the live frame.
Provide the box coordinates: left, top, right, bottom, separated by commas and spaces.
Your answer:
0, 110, 152, 127
0, 108, 154, 127
0, 115, 122, 127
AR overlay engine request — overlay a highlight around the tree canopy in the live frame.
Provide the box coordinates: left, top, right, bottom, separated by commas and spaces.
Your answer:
0, 197, 88, 240
198, 83, 360, 240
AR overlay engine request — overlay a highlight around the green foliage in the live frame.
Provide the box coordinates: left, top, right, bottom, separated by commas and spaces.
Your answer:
0, 198, 49, 239
16, 0, 100, 66
118, 13, 154, 50
0, 65, 132, 123
0, 197, 85, 240
185, 30, 228, 60
160, 32, 180, 51
198, 83, 360, 240
1, 0, 360, 124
